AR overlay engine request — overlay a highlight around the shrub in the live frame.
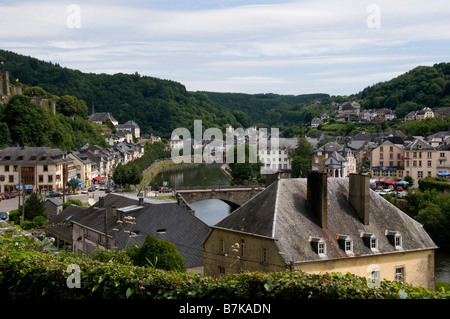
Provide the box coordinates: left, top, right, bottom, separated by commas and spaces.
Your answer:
127, 235, 186, 272
1, 228, 449, 300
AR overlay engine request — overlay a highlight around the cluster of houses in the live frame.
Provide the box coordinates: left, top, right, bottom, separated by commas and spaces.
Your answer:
311, 100, 450, 128
309, 129, 450, 187
0, 142, 144, 195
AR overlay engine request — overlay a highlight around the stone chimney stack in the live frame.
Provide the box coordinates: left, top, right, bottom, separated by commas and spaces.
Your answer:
307, 171, 328, 229
98, 196, 105, 208
348, 173, 370, 225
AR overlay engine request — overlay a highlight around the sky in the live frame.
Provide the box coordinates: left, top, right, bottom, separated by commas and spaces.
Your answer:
1, 0, 450, 96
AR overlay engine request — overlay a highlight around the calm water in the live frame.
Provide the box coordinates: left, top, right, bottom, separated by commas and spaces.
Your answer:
151, 163, 450, 282
151, 163, 233, 226
435, 250, 450, 283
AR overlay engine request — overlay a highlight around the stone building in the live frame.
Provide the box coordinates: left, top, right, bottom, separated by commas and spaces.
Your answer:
203, 173, 437, 289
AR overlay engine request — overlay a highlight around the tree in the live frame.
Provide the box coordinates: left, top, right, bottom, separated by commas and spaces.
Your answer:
127, 235, 186, 272
24, 192, 46, 221
289, 137, 314, 178
67, 178, 81, 194
227, 144, 263, 184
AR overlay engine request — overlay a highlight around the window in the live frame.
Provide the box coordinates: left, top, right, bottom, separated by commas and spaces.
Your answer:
428, 152, 432, 159
309, 236, 326, 256
38, 175, 44, 183
395, 267, 405, 283
337, 234, 353, 255
370, 238, 378, 250
380, 147, 383, 152
48, 175, 53, 183
390, 146, 393, 152
386, 230, 402, 249
427, 161, 432, 167
418, 171, 423, 178
318, 242, 326, 255
8, 175, 14, 183
361, 232, 378, 252
43, 165, 48, 172
219, 239, 224, 253
261, 248, 268, 264
218, 266, 226, 278
4, 165, 9, 172
240, 239, 245, 259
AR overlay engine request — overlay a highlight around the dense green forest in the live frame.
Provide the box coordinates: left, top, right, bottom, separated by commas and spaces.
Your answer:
1, 49, 449, 141
355, 63, 450, 117
0, 49, 241, 138
0, 93, 106, 151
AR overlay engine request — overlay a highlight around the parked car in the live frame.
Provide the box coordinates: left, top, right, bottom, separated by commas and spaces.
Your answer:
99, 185, 108, 191
0, 212, 9, 221
397, 191, 408, 199
48, 191, 63, 197
379, 189, 392, 196
80, 188, 89, 194
88, 186, 96, 192
396, 186, 404, 191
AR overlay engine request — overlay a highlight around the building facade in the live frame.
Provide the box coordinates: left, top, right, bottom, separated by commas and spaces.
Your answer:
0, 146, 74, 193
204, 173, 437, 289
370, 141, 405, 180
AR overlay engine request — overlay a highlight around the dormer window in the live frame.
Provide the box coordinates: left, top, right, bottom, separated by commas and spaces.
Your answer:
336, 234, 354, 256
309, 236, 326, 257
385, 230, 403, 249
361, 232, 378, 252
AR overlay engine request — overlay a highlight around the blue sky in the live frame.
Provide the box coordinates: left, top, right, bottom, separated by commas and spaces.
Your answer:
1, 0, 450, 95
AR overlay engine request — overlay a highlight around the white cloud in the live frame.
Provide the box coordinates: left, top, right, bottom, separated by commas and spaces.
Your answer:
1, 0, 450, 95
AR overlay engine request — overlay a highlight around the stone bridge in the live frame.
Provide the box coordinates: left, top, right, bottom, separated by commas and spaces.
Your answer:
174, 186, 264, 211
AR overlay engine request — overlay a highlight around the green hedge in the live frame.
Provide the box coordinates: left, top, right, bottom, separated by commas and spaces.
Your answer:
0, 231, 449, 299
418, 177, 450, 192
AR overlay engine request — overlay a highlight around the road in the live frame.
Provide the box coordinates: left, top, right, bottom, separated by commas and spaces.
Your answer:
0, 190, 138, 213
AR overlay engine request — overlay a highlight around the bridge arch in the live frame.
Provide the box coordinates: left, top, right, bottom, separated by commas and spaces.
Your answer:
174, 186, 264, 212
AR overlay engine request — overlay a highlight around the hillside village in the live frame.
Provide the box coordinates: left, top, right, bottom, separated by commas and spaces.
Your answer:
0, 62, 449, 293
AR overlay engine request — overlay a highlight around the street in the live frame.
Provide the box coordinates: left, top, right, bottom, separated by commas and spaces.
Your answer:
0, 190, 138, 213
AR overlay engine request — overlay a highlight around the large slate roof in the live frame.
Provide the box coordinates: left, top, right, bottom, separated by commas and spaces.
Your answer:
47, 194, 210, 268
216, 178, 437, 264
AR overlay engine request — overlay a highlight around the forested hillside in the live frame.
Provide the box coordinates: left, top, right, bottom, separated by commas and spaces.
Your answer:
0, 93, 106, 151
355, 63, 450, 117
0, 50, 241, 138
1, 49, 449, 140
202, 92, 330, 128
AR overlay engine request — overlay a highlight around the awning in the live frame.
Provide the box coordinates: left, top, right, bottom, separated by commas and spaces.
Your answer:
385, 180, 396, 184
68, 179, 84, 184
93, 176, 106, 182
437, 171, 450, 177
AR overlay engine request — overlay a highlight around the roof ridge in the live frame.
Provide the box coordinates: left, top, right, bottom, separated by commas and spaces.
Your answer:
272, 179, 281, 238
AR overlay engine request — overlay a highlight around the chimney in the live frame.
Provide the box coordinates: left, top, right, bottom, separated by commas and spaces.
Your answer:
107, 205, 117, 219
98, 196, 105, 208
348, 173, 370, 225
306, 171, 328, 229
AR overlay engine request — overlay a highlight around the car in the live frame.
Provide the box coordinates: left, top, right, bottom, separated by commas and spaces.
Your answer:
80, 188, 89, 194
397, 191, 408, 199
396, 186, 404, 192
105, 188, 115, 193
48, 191, 63, 197
0, 212, 8, 221
99, 185, 108, 191
379, 189, 391, 196
88, 186, 96, 192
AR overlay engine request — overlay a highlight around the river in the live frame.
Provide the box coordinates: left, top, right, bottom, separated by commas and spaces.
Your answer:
151, 163, 449, 284
151, 163, 233, 226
